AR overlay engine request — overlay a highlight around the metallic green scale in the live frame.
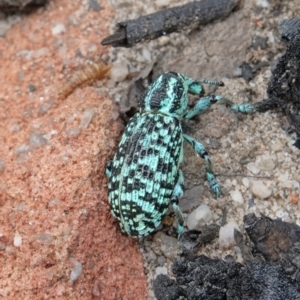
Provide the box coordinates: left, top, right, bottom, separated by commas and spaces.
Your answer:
106, 72, 258, 238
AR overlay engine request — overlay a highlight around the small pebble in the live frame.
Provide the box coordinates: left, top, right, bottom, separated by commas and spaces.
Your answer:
187, 204, 212, 230
282, 180, 294, 189
155, 0, 172, 8
242, 177, 250, 187
157, 256, 166, 267
271, 140, 284, 151
67, 128, 81, 137
38, 99, 54, 116
251, 180, 272, 199
15, 144, 29, 155
179, 186, 204, 212
80, 108, 95, 129
255, 155, 275, 171
35, 233, 53, 244
0, 160, 4, 170
246, 162, 260, 174
230, 190, 244, 204
145, 250, 157, 262
142, 48, 151, 61
10, 123, 21, 133
155, 266, 168, 276
29, 133, 47, 147
48, 198, 58, 207
22, 108, 33, 119
256, 0, 269, 8
289, 194, 299, 205
13, 235, 22, 247
0, 242, 6, 250
87, 43, 97, 52
89, 0, 101, 11
209, 138, 221, 149
219, 222, 239, 249
28, 84, 36, 92
17, 203, 24, 211
69, 257, 83, 285
153, 232, 179, 259
92, 282, 101, 297
110, 62, 128, 82
32, 47, 50, 59
51, 23, 66, 36
0, 20, 11, 37
43, 132, 52, 141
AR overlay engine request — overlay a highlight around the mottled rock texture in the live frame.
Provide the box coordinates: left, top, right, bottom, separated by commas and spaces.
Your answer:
0, 1, 147, 299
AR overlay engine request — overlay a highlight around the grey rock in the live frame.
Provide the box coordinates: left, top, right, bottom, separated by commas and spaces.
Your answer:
179, 185, 204, 212
89, 0, 101, 12
153, 232, 179, 259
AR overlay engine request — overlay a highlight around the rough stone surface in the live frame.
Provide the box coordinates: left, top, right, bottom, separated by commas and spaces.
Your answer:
0, 1, 147, 299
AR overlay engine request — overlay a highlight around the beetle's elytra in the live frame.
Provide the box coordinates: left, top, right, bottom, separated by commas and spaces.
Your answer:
106, 72, 257, 238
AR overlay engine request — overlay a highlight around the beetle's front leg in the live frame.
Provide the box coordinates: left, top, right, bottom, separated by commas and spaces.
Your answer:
231, 103, 258, 113
183, 134, 221, 198
184, 95, 227, 119
171, 170, 185, 237
219, 98, 259, 114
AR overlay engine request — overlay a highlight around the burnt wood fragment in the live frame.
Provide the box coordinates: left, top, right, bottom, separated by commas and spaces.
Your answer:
256, 18, 300, 149
0, 0, 47, 13
101, 0, 240, 47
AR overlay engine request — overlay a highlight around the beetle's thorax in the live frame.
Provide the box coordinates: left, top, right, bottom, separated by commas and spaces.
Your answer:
140, 73, 189, 118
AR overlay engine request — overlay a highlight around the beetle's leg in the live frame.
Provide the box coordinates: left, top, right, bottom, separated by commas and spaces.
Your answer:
171, 170, 185, 237
184, 95, 227, 119
213, 97, 259, 114
105, 160, 112, 178
230, 102, 258, 113
179, 74, 224, 96
183, 134, 221, 198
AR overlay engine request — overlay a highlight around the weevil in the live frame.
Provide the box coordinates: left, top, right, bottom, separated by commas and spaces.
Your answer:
106, 72, 257, 238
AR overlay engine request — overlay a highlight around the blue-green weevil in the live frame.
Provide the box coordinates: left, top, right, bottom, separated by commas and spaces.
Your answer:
106, 72, 257, 238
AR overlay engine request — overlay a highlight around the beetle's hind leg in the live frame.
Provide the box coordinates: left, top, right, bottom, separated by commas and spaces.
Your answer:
183, 134, 221, 198
171, 170, 185, 237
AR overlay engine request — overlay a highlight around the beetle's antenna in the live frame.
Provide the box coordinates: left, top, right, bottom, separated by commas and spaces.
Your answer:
215, 173, 273, 179
197, 79, 224, 86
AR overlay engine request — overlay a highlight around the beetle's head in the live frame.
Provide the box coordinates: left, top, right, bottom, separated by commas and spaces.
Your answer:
141, 72, 204, 117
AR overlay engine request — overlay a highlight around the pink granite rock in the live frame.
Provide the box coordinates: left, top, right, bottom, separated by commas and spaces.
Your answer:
0, 1, 147, 299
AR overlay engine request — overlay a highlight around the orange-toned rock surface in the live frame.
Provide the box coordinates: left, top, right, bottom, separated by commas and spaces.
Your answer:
0, 1, 147, 299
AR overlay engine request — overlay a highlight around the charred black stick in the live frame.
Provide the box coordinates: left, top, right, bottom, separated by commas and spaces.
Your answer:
101, 0, 240, 47
0, 0, 47, 13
